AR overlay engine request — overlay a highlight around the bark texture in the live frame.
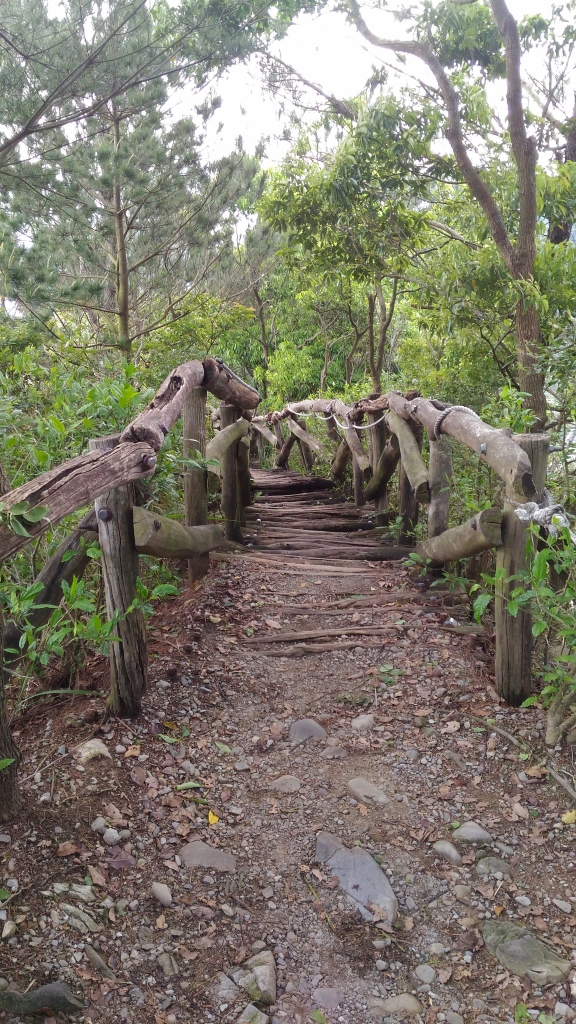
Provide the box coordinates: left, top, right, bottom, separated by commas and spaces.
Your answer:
183, 387, 209, 583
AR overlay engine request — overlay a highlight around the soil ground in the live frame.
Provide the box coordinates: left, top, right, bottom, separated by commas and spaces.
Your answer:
1, 490, 576, 1024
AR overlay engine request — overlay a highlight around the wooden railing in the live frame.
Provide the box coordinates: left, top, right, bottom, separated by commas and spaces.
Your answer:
0, 368, 549, 718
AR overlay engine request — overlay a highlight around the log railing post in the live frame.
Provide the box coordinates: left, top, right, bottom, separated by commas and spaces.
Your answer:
428, 435, 453, 538
237, 433, 252, 522
183, 386, 209, 584
89, 436, 147, 718
495, 433, 550, 706
398, 421, 423, 543
220, 404, 243, 543
353, 454, 366, 507
296, 417, 314, 472
368, 402, 388, 517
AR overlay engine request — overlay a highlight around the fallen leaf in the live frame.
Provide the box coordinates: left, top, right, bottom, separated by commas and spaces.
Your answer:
562, 809, 576, 824
494, 905, 504, 916
179, 946, 198, 961
311, 869, 324, 882
156, 914, 166, 929
265, 618, 281, 629
124, 745, 141, 758
526, 765, 548, 778
196, 738, 208, 749
214, 742, 231, 754
438, 968, 452, 984
165, 861, 180, 872
106, 848, 136, 871
438, 785, 452, 800
87, 865, 106, 887
209, 615, 221, 624
404, 916, 414, 931
57, 841, 81, 857
208, 810, 219, 825
358, 803, 369, 816
442, 720, 461, 734
513, 802, 529, 820
130, 766, 147, 786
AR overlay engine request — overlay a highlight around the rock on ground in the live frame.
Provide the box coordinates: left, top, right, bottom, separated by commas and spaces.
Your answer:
483, 920, 571, 983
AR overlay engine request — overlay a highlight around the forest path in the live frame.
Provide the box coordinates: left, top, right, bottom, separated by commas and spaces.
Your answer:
4, 476, 573, 1024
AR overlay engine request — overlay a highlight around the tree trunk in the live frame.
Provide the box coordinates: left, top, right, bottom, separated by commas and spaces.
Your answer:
0, 610, 22, 822
331, 440, 351, 481
516, 299, 546, 430
428, 436, 453, 538
353, 456, 365, 507
183, 387, 209, 583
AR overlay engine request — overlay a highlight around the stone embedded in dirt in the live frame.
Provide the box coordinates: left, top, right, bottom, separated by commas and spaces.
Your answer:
451, 821, 492, 843
369, 993, 423, 1017
74, 738, 111, 763
289, 718, 327, 744
85, 944, 116, 980
270, 775, 300, 794
231, 949, 276, 1005
555, 1003, 576, 1019
151, 882, 172, 907
414, 964, 435, 984
483, 920, 571, 983
476, 856, 512, 878
179, 840, 236, 872
347, 777, 389, 805
553, 898, 572, 914
515, 895, 531, 907
157, 952, 179, 977
102, 828, 121, 846
0, 982, 83, 1016
432, 840, 462, 866
351, 713, 374, 732
180, 760, 195, 775
61, 904, 101, 934
91, 816, 107, 833
446, 1012, 464, 1024
236, 1004, 269, 1024
320, 744, 348, 759
1, 921, 16, 939
211, 972, 243, 1005
0, 835, 11, 844
315, 831, 398, 923
235, 761, 251, 771
313, 988, 344, 1009
454, 884, 471, 905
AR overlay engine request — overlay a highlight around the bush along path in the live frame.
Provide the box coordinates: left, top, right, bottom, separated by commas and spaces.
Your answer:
2, 537, 576, 1024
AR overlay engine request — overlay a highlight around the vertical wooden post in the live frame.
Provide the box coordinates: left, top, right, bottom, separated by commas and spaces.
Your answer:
273, 421, 284, 450
237, 434, 252, 518
368, 403, 388, 517
323, 410, 340, 444
398, 422, 423, 543
353, 455, 366, 507
297, 417, 314, 472
495, 433, 550, 706
331, 440, 351, 481
255, 430, 265, 465
89, 436, 147, 718
183, 387, 209, 584
428, 435, 453, 538
220, 404, 243, 543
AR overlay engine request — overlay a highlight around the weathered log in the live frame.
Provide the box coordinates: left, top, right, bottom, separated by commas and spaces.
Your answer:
331, 440, 351, 481
343, 424, 371, 473
237, 436, 251, 514
202, 357, 260, 411
276, 428, 298, 469
385, 410, 429, 503
0, 442, 156, 565
287, 417, 322, 454
205, 417, 250, 472
428, 436, 453, 538
133, 507, 224, 558
416, 509, 503, 563
3, 509, 98, 658
398, 420, 423, 543
121, 361, 205, 450
353, 456, 366, 507
253, 491, 343, 504
220, 404, 243, 544
273, 421, 284, 449
183, 386, 209, 583
248, 545, 411, 561
323, 410, 341, 443
89, 437, 147, 719
386, 392, 535, 498
495, 433, 550, 706
251, 420, 277, 447
364, 435, 400, 501
243, 624, 404, 644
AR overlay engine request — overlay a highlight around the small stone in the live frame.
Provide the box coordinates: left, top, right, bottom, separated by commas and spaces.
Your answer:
454, 885, 471, 905
151, 882, 172, 907
320, 744, 348, 759
1, 921, 16, 939
313, 988, 344, 1009
157, 952, 179, 977
261, 887, 274, 900
347, 777, 389, 805
0, 979, 8, 991
375, 993, 423, 1016
472, 999, 488, 1011
515, 895, 531, 907
351, 713, 374, 732
0, 835, 10, 844
375, 960, 387, 972
251, 940, 267, 952
414, 964, 435, 984
289, 719, 327, 744
74, 738, 111, 763
235, 761, 251, 771
237, 1005, 269, 1024
180, 761, 195, 775
211, 972, 243, 1005
432, 840, 462, 866
102, 828, 121, 846
446, 1012, 464, 1024
85, 944, 116, 980
555, 1003, 575, 1019
451, 821, 492, 844
553, 898, 572, 914
270, 775, 300, 794
232, 950, 276, 1005
477, 857, 511, 878
115, 744, 126, 754
429, 943, 447, 954
91, 817, 107, 833
315, 831, 397, 923
178, 840, 236, 872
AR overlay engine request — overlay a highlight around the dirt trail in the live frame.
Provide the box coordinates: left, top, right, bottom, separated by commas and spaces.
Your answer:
2, 481, 576, 1024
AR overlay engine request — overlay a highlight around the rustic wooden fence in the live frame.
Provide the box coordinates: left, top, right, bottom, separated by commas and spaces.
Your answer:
0, 364, 549, 718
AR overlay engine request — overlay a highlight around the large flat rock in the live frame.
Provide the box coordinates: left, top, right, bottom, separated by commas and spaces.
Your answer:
315, 831, 398, 923
483, 920, 571, 984
178, 840, 236, 872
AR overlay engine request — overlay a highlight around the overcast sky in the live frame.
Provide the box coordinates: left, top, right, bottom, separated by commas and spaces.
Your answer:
170, 0, 557, 165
